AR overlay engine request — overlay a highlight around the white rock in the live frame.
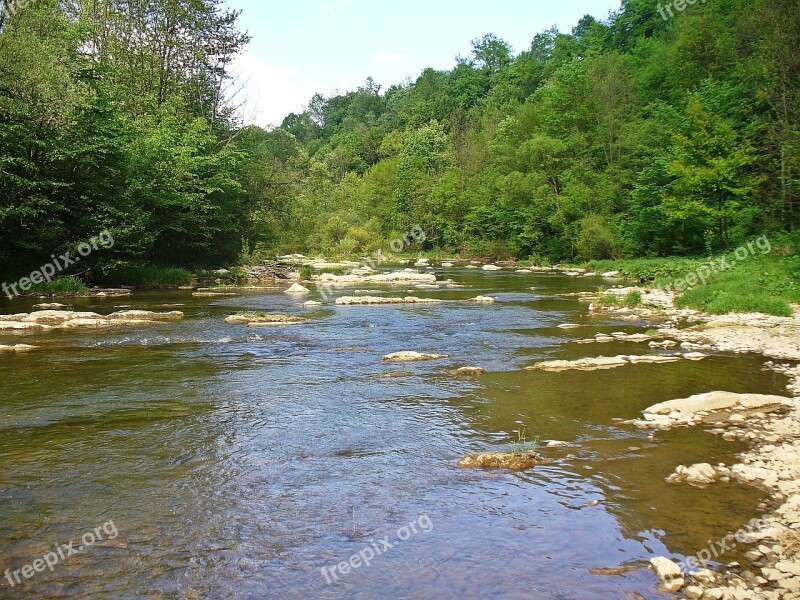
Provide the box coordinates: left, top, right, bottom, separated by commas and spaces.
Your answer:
643, 392, 790, 417
650, 557, 684, 591
381, 351, 448, 362
285, 283, 310, 294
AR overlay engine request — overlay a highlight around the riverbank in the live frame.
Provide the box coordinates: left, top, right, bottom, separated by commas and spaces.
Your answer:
591, 286, 800, 599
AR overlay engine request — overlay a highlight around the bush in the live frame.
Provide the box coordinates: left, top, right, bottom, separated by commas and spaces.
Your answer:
576, 215, 619, 261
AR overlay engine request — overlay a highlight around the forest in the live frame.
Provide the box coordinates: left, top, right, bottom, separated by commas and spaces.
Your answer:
0, 0, 798, 284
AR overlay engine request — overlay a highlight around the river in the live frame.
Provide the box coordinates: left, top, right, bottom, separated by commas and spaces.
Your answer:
0, 268, 789, 599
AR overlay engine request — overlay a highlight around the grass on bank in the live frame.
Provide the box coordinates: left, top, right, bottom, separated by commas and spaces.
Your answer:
674, 255, 800, 317
586, 252, 800, 317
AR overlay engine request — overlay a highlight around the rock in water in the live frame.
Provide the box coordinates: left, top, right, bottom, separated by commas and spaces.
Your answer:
448, 367, 485, 376
458, 452, 544, 470
285, 283, 310, 294
650, 557, 685, 592
382, 351, 448, 362
225, 313, 307, 326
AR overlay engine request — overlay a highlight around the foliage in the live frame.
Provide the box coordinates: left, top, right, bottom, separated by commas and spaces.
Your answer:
1, 0, 799, 283
675, 255, 800, 316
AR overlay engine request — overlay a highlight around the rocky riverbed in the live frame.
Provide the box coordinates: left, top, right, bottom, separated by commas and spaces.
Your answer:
592, 286, 800, 600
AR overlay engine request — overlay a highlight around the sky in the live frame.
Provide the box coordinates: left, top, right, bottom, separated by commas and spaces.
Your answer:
226, 0, 622, 128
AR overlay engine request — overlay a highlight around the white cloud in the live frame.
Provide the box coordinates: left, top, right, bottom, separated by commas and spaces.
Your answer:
373, 51, 409, 65
230, 51, 329, 128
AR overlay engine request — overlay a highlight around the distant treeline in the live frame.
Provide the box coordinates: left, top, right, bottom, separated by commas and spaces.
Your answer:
0, 0, 798, 281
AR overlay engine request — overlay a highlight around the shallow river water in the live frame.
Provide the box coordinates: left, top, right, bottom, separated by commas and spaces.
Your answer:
0, 269, 791, 599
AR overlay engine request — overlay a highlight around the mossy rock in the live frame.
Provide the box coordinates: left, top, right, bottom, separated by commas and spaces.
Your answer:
458, 451, 544, 470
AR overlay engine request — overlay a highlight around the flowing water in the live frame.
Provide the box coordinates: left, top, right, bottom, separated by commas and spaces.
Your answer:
0, 269, 791, 599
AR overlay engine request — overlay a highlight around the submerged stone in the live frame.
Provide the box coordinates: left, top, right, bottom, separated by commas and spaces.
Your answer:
448, 367, 485, 376
225, 313, 307, 325
0, 344, 38, 353
336, 296, 442, 305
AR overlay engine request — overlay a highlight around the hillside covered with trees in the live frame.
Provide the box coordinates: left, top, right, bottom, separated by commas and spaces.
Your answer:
1, 0, 798, 283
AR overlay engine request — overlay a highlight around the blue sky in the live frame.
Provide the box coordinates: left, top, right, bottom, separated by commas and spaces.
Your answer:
227, 0, 622, 127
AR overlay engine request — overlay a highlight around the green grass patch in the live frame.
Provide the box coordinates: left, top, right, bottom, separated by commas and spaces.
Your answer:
675, 255, 799, 316
595, 293, 620, 307
511, 429, 540, 457
99, 264, 193, 287
28, 275, 88, 296
315, 267, 346, 276
623, 290, 643, 308
587, 253, 799, 317
586, 257, 706, 284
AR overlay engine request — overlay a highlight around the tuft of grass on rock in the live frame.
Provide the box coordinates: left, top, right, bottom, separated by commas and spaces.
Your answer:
623, 290, 643, 308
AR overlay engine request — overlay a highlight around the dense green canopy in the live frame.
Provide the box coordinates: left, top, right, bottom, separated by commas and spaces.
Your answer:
1, 0, 798, 282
